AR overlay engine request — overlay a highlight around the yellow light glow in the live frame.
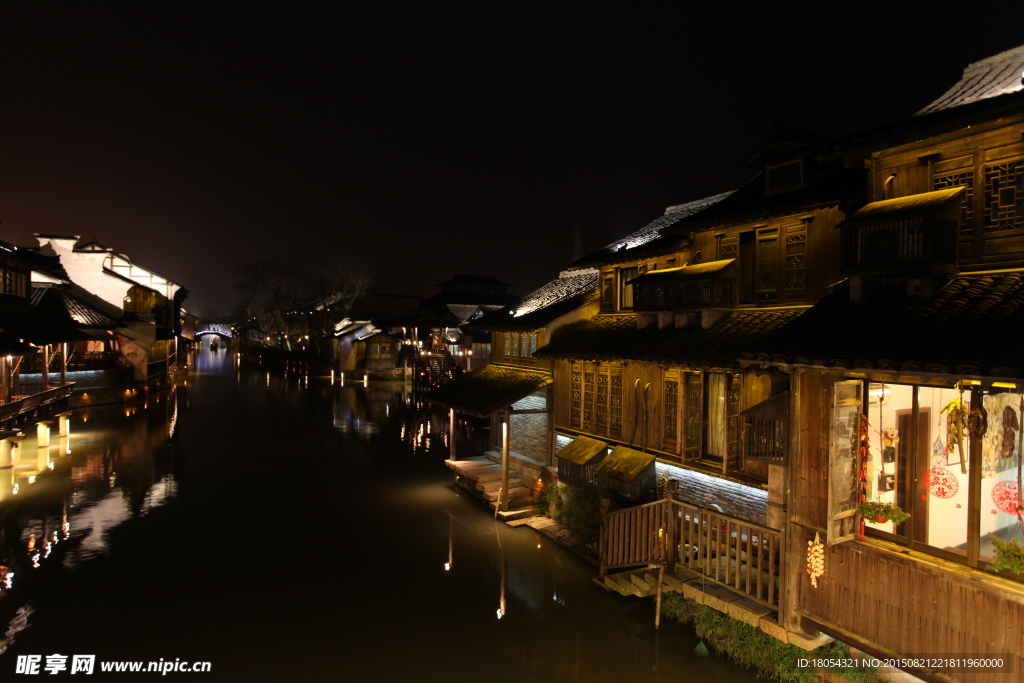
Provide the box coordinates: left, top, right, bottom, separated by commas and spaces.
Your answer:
992, 382, 1017, 389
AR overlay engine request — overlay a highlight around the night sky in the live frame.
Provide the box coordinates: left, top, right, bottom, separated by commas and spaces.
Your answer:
2, 3, 1023, 317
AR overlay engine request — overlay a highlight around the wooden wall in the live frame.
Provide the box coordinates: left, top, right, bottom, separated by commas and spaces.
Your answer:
690, 205, 843, 305
790, 368, 1024, 680
870, 112, 1024, 268
796, 524, 1024, 683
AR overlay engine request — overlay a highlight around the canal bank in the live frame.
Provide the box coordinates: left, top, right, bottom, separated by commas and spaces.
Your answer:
0, 349, 760, 682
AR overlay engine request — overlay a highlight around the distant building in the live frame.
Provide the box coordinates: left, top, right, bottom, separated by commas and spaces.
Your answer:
34, 235, 189, 382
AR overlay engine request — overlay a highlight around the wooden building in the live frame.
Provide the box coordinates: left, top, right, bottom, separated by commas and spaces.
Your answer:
731, 46, 1024, 681
429, 269, 599, 511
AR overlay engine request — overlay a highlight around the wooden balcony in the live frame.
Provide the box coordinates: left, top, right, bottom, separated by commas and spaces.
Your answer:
0, 383, 76, 430
599, 497, 781, 608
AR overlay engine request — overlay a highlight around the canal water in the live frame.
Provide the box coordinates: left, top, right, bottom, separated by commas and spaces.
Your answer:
0, 350, 759, 682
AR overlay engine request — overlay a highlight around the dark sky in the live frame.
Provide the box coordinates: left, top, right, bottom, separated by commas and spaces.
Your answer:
2, 3, 1023, 317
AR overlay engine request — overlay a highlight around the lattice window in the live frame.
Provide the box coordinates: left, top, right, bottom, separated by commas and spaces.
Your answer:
596, 373, 609, 433
520, 333, 530, 358
726, 375, 742, 468
601, 275, 615, 312
983, 161, 1024, 234
583, 370, 595, 429
684, 373, 703, 460
529, 333, 537, 358
720, 242, 737, 258
664, 379, 679, 442
934, 171, 974, 237
784, 232, 806, 292
757, 237, 779, 292
570, 365, 582, 428
610, 371, 623, 437
504, 333, 516, 359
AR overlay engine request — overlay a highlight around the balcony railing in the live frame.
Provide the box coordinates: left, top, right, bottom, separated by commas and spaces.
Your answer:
599, 497, 782, 608
0, 383, 76, 429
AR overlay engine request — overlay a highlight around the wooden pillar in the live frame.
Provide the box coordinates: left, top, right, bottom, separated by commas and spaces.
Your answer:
780, 367, 803, 634
448, 408, 457, 462
500, 409, 510, 513
966, 386, 983, 568
41, 345, 49, 391
60, 343, 67, 385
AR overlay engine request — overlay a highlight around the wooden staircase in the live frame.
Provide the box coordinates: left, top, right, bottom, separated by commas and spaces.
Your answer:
446, 454, 538, 519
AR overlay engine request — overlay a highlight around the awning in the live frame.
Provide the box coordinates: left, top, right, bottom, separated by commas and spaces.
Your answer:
555, 435, 607, 465
426, 364, 552, 418
836, 186, 964, 228
596, 445, 656, 482
628, 259, 736, 285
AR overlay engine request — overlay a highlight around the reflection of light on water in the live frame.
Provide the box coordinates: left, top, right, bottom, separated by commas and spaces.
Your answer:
0, 604, 34, 656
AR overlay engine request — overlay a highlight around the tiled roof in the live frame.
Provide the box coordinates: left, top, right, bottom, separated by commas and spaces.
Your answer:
555, 435, 608, 466
535, 308, 806, 368
32, 286, 119, 329
596, 445, 655, 483
840, 186, 964, 225
55, 289, 120, 328
630, 259, 735, 285
741, 272, 1024, 378
468, 269, 599, 332
917, 45, 1024, 116
572, 192, 733, 268
425, 364, 553, 417
661, 161, 863, 235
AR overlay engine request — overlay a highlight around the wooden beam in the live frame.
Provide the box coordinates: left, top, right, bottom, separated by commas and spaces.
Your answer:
509, 408, 548, 414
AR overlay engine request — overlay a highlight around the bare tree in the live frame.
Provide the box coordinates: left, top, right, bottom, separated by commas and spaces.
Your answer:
236, 254, 374, 354
236, 258, 305, 350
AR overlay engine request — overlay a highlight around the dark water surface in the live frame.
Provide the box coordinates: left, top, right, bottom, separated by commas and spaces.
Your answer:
0, 350, 759, 682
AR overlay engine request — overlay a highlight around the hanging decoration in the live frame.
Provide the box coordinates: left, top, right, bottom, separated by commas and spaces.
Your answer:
941, 393, 969, 474
932, 436, 948, 467
881, 428, 898, 463
858, 414, 871, 541
926, 467, 959, 499
993, 481, 1019, 516
968, 404, 988, 440
807, 532, 825, 588
1000, 405, 1019, 461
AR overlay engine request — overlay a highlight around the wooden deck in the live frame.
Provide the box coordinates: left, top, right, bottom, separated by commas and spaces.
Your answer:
447, 455, 534, 501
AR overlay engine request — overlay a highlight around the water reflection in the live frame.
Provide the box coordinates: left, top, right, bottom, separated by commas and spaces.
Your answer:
0, 382, 184, 632
0, 352, 758, 682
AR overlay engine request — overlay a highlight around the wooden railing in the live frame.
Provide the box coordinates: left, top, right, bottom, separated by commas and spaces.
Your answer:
599, 499, 678, 575
599, 498, 782, 608
0, 383, 76, 429
675, 501, 781, 607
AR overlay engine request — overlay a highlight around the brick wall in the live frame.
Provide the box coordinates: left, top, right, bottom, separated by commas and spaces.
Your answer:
510, 391, 549, 464
657, 463, 768, 526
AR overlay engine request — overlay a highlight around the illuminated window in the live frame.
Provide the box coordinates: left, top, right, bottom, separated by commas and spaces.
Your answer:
619, 267, 639, 310
934, 171, 974, 237
983, 161, 1024, 234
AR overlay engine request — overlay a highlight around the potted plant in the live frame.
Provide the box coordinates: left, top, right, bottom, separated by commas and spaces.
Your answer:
988, 535, 1024, 574
856, 500, 910, 525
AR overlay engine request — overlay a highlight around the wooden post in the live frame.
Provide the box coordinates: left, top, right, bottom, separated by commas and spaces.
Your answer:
500, 409, 510, 513
654, 564, 666, 629
41, 345, 49, 391
60, 343, 67, 386
966, 386, 982, 568
448, 408, 457, 462
780, 368, 802, 633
